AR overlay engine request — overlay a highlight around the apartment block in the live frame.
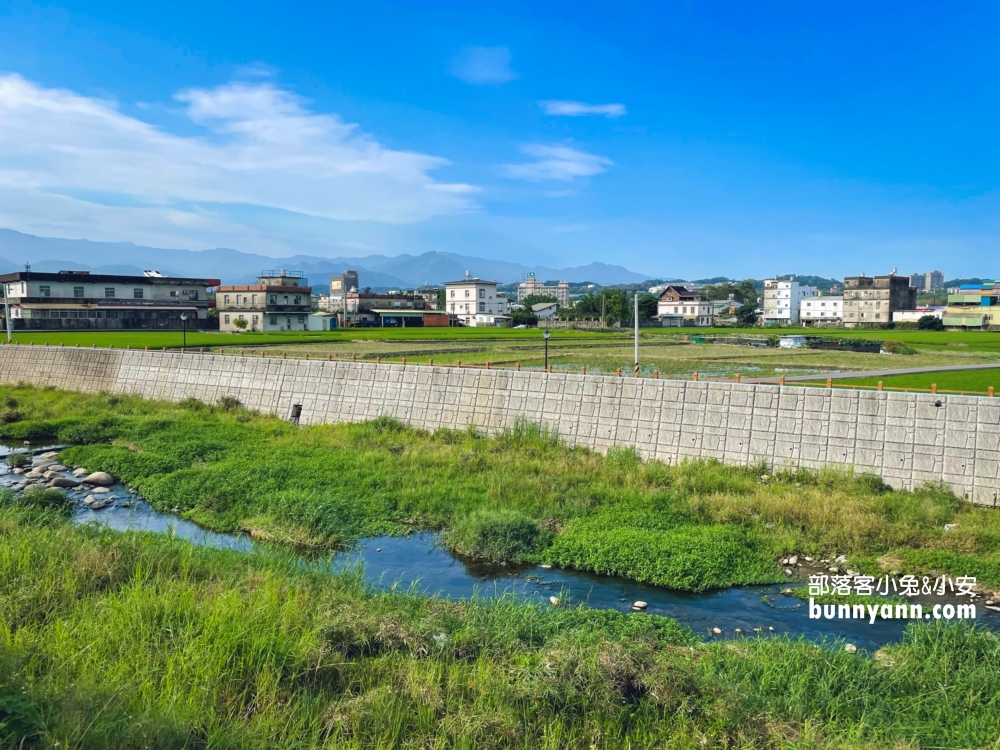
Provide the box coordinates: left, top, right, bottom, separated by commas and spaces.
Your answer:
517, 273, 570, 307
761, 279, 817, 324
842, 273, 916, 328
908, 270, 945, 292
0, 270, 218, 330
445, 273, 511, 326
216, 270, 312, 332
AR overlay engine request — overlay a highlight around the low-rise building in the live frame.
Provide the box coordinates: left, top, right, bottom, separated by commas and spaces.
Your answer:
308, 312, 339, 331
217, 270, 312, 332
842, 273, 916, 328
341, 292, 448, 327
0, 270, 219, 329
532, 301, 559, 320
892, 308, 945, 324
762, 279, 817, 324
799, 295, 844, 324
445, 273, 511, 326
326, 270, 359, 311
517, 273, 570, 307
656, 285, 713, 327
943, 282, 998, 329
413, 284, 441, 310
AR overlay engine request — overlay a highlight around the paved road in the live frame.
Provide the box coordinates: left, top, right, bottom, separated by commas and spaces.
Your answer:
749, 362, 1000, 383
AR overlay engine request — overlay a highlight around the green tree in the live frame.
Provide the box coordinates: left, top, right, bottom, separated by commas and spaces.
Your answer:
233, 318, 248, 331
510, 309, 538, 326
917, 315, 944, 331
520, 294, 559, 308
638, 293, 659, 321
735, 302, 759, 326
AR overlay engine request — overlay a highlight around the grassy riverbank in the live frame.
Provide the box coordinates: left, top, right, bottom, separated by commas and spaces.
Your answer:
3, 385, 1000, 593
2, 504, 1000, 748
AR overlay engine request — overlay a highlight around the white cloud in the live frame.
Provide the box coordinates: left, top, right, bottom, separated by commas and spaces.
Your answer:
450, 47, 516, 85
0, 74, 478, 247
539, 100, 626, 118
503, 144, 613, 182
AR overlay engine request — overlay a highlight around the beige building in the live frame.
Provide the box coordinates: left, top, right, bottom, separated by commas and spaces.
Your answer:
445, 273, 511, 326
216, 270, 312, 332
843, 273, 917, 328
517, 273, 570, 307
762, 279, 817, 324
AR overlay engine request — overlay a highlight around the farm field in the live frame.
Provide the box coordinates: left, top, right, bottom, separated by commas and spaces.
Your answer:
832, 369, 1000, 394
6, 326, 999, 381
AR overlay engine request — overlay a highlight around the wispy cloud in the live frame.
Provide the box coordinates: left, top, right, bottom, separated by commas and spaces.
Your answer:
450, 47, 517, 85
503, 144, 613, 182
539, 100, 626, 118
0, 74, 478, 248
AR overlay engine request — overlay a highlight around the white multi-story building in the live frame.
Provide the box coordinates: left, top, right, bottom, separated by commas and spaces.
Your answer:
656, 285, 714, 327
799, 296, 844, 324
762, 279, 817, 324
444, 272, 511, 326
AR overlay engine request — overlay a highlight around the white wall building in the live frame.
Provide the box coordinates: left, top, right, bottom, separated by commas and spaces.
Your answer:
799, 296, 844, 323
517, 273, 570, 307
656, 286, 714, 327
444, 273, 511, 327
762, 279, 817, 324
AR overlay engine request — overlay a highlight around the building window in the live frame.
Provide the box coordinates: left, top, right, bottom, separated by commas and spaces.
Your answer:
252, 315, 258, 324
270, 296, 277, 304
298, 315, 304, 322
73, 287, 84, 298
224, 315, 230, 324
450, 290, 455, 298
479, 301, 486, 312
105, 287, 115, 298
479, 289, 485, 298
133, 288, 144, 299
39, 285, 50, 297
170, 290, 177, 298
224, 295, 230, 304
270, 315, 277, 325
186, 290, 198, 300
465, 290, 470, 298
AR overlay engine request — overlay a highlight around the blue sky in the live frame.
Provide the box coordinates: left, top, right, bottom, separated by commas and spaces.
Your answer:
0, 0, 996, 279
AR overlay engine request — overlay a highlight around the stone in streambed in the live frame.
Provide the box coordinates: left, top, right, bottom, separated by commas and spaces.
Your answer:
39, 451, 59, 459
632, 601, 648, 610
83, 472, 115, 487
49, 477, 80, 489
72, 467, 88, 477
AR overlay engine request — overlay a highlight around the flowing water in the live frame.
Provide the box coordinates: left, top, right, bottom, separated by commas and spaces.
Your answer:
5, 446, 997, 651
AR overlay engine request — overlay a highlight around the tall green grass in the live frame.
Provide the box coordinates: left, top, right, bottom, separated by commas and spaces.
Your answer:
3, 505, 1000, 748
2, 385, 1000, 592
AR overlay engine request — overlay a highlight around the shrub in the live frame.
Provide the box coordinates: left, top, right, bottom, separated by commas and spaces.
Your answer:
918, 315, 945, 331
216, 396, 242, 411
19, 487, 73, 514
445, 508, 544, 565
6, 453, 31, 469
881, 340, 917, 355
0, 409, 24, 424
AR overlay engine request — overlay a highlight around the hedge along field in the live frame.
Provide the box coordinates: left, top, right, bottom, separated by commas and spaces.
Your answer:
4, 385, 1000, 591
4, 505, 1000, 749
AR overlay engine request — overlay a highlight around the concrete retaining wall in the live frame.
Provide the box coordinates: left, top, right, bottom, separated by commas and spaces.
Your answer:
0, 345, 997, 504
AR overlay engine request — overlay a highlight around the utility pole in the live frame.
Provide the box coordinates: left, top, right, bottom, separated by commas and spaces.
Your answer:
601, 296, 606, 328
633, 292, 639, 376
3, 279, 11, 343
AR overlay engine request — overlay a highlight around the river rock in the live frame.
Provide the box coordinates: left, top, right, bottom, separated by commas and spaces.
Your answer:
733, 628, 742, 634
829, 566, 840, 573
788, 555, 799, 565
25, 470, 44, 479
835, 554, 847, 563
781, 588, 795, 596
549, 596, 560, 606
22, 483, 41, 495
11, 468, 22, 475
804, 556, 813, 562
39, 451, 59, 459
72, 467, 88, 477
90, 497, 113, 510
83, 471, 115, 487
540, 564, 552, 569
844, 644, 858, 653
632, 601, 648, 610
48, 464, 67, 472
985, 605, 1000, 613
712, 627, 722, 635
90, 487, 110, 494
49, 477, 80, 489
784, 568, 793, 576
82, 494, 97, 505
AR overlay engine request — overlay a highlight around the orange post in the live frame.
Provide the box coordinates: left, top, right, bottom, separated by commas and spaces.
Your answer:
515, 362, 520, 371
654, 370, 659, 379
617, 368, 622, 377
693, 372, 699, 382
931, 383, 937, 394
305, 353, 309, 360
989, 386, 994, 397
352, 353, 356, 362
877, 381, 883, 391
826, 378, 832, 389
779, 375, 785, 386
581, 365, 586, 374
377, 356, 381, 364
547, 364, 552, 373
429, 358, 433, 366
734, 373, 740, 383
402, 357, 406, 365
457, 360, 461, 368
486, 361, 490, 369
327, 354, 331, 361
282, 352, 286, 359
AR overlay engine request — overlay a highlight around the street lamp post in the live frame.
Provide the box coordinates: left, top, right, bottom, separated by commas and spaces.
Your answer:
180, 312, 188, 349
543, 328, 550, 370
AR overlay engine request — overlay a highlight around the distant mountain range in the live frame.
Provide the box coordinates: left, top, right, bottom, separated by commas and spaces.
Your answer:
0, 230, 650, 290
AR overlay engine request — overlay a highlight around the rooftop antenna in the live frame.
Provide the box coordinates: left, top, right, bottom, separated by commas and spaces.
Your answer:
465, 270, 471, 279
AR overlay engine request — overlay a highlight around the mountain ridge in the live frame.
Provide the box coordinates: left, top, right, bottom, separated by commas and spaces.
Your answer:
0, 229, 650, 289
